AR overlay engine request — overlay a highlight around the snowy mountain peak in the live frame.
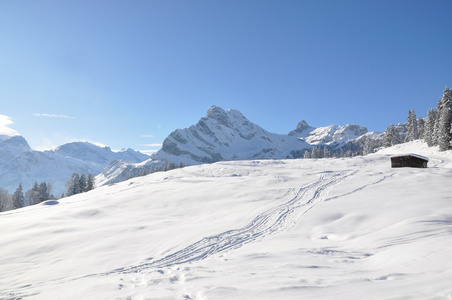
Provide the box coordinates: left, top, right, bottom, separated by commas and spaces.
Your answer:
150, 106, 308, 166
288, 119, 314, 136
0, 135, 31, 165
205, 105, 249, 130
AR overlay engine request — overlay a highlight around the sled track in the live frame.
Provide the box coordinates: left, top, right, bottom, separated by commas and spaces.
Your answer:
112, 170, 357, 273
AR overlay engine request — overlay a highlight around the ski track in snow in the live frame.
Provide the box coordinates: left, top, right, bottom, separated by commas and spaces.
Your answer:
108, 170, 358, 274
3, 169, 397, 300
3, 169, 398, 300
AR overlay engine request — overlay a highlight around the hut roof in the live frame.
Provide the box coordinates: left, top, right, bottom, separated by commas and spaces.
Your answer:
390, 153, 429, 161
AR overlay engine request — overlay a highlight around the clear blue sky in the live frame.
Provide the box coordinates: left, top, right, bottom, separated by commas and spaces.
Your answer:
1, 0, 451, 153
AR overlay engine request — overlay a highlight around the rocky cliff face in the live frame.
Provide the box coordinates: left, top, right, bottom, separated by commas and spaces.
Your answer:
153, 106, 309, 165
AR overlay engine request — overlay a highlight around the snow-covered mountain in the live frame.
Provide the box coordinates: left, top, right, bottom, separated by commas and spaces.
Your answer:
1, 141, 451, 299
97, 106, 381, 186
0, 137, 149, 195
154, 105, 310, 164
0, 135, 31, 166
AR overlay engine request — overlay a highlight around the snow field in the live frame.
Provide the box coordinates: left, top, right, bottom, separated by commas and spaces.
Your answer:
0, 141, 451, 299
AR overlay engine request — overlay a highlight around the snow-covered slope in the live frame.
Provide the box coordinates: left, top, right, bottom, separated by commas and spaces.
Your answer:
1, 141, 451, 299
97, 106, 380, 186
0, 139, 149, 195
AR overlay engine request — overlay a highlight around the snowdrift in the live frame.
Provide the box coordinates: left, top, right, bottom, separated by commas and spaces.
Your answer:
0, 141, 451, 299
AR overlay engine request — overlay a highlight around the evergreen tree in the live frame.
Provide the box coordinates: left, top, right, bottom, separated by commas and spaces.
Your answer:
26, 182, 40, 205
37, 182, 49, 203
79, 173, 87, 192
438, 106, 452, 151
12, 183, 25, 209
303, 150, 311, 159
417, 116, 425, 140
66, 173, 81, 196
383, 124, 396, 147
86, 174, 95, 191
405, 109, 418, 142
363, 136, 372, 155
310, 147, 316, 158
424, 108, 436, 146
436, 87, 452, 151
323, 147, 330, 158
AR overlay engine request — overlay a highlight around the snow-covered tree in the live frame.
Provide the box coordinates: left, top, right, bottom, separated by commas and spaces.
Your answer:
323, 147, 330, 158
37, 182, 49, 203
405, 109, 418, 142
86, 174, 95, 191
383, 124, 400, 147
66, 173, 81, 196
438, 106, 452, 151
79, 174, 87, 193
0, 188, 12, 212
417, 116, 425, 140
26, 182, 40, 205
363, 136, 374, 155
424, 108, 436, 146
12, 183, 25, 209
435, 87, 452, 151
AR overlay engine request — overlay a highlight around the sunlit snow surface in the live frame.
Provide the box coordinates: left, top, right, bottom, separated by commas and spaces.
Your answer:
1, 141, 451, 299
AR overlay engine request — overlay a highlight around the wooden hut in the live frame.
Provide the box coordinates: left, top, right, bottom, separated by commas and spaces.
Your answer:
390, 154, 429, 168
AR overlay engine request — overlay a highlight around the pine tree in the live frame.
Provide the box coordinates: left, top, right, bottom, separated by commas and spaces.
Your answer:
66, 173, 81, 196
79, 174, 87, 192
438, 106, 452, 151
383, 124, 399, 147
323, 147, 330, 158
86, 174, 95, 191
436, 87, 452, 151
310, 147, 316, 158
37, 182, 49, 203
12, 183, 25, 209
26, 182, 40, 205
417, 116, 425, 140
424, 108, 436, 146
405, 109, 418, 142
363, 136, 373, 155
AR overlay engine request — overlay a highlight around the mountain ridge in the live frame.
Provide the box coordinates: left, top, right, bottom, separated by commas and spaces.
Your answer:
0, 138, 149, 195
96, 106, 383, 186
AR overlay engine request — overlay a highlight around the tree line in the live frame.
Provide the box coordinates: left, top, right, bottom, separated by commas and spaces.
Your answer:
124, 161, 186, 182
65, 173, 95, 197
0, 173, 95, 212
384, 87, 452, 151
0, 181, 54, 212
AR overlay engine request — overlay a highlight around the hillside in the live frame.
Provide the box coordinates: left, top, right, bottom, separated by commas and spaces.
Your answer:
0, 141, 451, 299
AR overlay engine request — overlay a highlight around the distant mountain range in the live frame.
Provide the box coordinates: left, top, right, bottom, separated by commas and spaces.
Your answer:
0, 136, 149, 195
0, 106, 386, 194
96, 106, 383, 186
